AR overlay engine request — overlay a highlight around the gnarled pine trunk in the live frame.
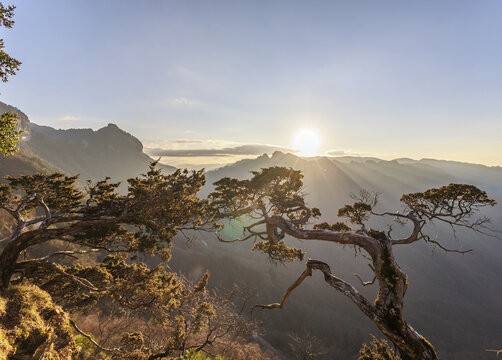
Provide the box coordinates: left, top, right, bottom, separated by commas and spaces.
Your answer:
0, 236, 26, 289
371, 237, 438, 360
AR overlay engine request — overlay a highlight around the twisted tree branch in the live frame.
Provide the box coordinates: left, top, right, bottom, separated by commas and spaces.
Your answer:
253, 259, 380, 322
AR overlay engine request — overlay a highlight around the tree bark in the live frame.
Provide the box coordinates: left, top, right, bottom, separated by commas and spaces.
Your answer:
259, 219, 439, 360
369, 239, 438, 360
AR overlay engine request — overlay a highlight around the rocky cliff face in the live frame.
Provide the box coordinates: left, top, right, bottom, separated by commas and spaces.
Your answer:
26, 122, 175, 184
0, 102, 175, 185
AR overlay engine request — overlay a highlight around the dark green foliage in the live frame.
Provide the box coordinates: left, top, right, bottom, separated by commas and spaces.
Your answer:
313, 221, 351, 232
248, 167, 306, 215
212, 166, 307, 220
337, 202, 372, 226
0, 3, 15, 28
0, 112, 22, 156
252, 240, 305, 262
211, 167, 318, 262
401, 183, 496, 220
0, 3, 22, 158
0, 3, 21, 83
399, 183, 497, 240
0, 163, 245, 358
126, 165, 215, 250
24, 254, 182, 313
4, 171, 83, 210
1, 161, 213, 262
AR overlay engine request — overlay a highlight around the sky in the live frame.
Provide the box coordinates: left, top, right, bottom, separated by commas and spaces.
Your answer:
1, 0, 502, 168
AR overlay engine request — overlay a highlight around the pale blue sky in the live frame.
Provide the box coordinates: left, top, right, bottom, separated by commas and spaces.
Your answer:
1, 0, 502, 167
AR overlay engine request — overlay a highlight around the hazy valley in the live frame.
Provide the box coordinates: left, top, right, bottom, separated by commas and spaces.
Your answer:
1, 102, 501, 359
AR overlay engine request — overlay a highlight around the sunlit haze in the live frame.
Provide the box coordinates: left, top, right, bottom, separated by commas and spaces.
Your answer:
2, 1, 502, 168
293, 129, 321, 156
1, 3, 502, 359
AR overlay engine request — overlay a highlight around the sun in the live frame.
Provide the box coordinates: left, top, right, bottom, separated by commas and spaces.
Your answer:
293, 129, 321, 157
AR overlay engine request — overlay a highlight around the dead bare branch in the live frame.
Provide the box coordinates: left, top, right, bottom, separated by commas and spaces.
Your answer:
253, 259, 380, 322
70, 319, 122, 353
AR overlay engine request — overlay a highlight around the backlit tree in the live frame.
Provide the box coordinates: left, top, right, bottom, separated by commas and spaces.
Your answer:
0, 2, 22, 157
0, 163, 264, 359
210, 166, 496, 360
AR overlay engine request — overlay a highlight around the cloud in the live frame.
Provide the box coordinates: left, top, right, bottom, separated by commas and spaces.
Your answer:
147, 143, 295, 157
325, 149, 347, 156
325, 149, 364, 157
170, 139, 206, 144
145, 138, 235, 150
170, 97, 200, 107
59, 115, 81, 121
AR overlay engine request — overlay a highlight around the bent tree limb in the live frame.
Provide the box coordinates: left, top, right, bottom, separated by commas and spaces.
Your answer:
15, 259, 100, 291
255, 258, 437, 360
255, 215, 439, 359
253, 260, 379, 323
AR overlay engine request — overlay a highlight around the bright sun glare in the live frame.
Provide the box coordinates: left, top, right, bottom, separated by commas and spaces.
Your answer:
293, 129, 321, 157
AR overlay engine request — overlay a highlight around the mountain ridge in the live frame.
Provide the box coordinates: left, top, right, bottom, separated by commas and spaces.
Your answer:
0, 101, 175, 184
2, 101, 502, 359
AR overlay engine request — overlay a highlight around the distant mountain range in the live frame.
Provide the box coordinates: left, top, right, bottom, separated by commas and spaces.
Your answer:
198, 149, 502, 360
1, 101, 502, 359
0, 101, 175, 185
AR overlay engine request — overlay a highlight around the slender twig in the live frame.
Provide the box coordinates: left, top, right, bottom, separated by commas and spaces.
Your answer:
70, 319, 122, 353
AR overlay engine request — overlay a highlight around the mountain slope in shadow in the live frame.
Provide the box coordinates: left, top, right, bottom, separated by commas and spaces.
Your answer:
27, 122, 176, 184
0, 101, 175, 185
